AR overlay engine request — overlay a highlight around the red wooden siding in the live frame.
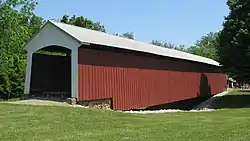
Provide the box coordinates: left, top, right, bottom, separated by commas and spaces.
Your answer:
78, 46, 227, 110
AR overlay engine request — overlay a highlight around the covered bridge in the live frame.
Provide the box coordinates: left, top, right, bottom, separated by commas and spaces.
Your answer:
24, 20, 227, 110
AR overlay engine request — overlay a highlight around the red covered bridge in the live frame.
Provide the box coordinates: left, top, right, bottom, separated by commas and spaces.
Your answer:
24, 20, 227, 110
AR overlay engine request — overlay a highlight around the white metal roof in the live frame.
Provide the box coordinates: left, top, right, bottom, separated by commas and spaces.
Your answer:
41, 20, 221, 66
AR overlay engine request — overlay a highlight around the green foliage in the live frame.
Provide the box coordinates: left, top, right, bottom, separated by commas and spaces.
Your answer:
36, 50, 67, 56
151, 32, 220, 61
60, 15, 136, 40
187, 32, 220, 61
122, 32, 135, 39
219, 0, 250, 82
60, 14, 136, 40
114, 32, 135, 40
151, 40, 187, 52
174, 45, 187, 52
60, 14, 106, 32
151, 40, 175, 49
0, 0, 43, 99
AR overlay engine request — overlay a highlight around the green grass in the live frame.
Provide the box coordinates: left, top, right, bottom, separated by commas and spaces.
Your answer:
231, 88, 250, 95
0, 89, 250, 141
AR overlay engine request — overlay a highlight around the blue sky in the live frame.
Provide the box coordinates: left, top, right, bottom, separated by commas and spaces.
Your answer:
35, 0, 229, 46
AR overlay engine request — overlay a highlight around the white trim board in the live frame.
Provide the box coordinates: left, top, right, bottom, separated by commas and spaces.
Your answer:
24, 22, 80, 98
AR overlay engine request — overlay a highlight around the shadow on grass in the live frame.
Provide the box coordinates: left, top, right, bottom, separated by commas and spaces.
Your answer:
212, 94, 250, 109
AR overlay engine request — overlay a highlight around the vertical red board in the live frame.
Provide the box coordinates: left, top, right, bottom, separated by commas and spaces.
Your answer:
78, 47, 227, 110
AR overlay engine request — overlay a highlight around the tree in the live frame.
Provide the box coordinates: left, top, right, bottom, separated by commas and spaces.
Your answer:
151, 32, 220, 59
121, 32, 135, 40
219, 0, 250, 82
187, 32, 220, 61
114, 32, 135, 40
151, 40, 175, 49
60, 14, 106, 32
174, 45, 187, 52
151, 40, 187, 52
0, 0, 43, 99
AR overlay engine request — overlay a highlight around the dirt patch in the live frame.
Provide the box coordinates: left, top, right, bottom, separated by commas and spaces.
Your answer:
1, 96, 113, 110
3, 99, 70, 107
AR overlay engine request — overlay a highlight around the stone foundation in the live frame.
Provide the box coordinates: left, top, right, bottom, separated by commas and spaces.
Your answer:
66, 98, 77, 105
77, 98, 112, 109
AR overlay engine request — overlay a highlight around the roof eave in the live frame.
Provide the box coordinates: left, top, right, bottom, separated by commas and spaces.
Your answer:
24, 20, 91, 52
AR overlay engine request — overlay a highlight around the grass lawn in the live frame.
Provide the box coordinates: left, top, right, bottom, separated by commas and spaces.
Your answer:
0, 89, 250, 141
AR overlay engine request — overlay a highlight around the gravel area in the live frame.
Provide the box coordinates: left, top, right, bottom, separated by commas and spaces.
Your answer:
123, 108, 215, 114
123, 89, 232, 114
